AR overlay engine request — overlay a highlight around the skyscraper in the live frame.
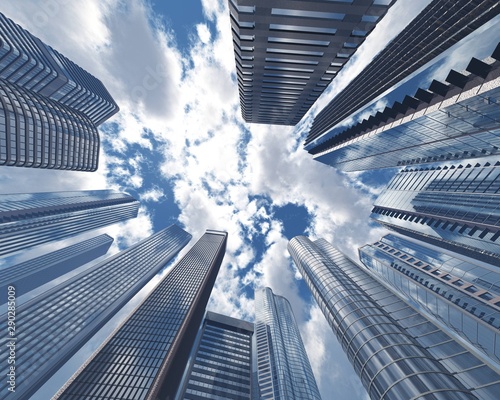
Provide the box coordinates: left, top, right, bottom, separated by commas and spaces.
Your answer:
0, 233, 113, 298
176, 289, 322, 400
288, 235, 500, 399
229, 0, 394, 125
0, 224, 192, 399
310, 45, 500, 171
0, 190, 139, 257
0, 12, 119, 170
359, 233, 500, 367
305, 0, 500, 148
254, 287, 322, 400
370, 160, 500, 265
56, 230, 227, 400
177, 311, 254, 400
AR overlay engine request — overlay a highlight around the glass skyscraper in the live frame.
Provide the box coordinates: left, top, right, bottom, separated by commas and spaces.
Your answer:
311, 46, 500, 171
288, 235, 500, 399
359, 233, 500, 368
370, 160, 500, 265
229, 0, 394, 125
254, 287, 321, 400
0, 233, 113, 298
56, 230, 227, 400
176, 289, 322, 400
0, 190, 139, 257
177, 311, 254, 400
305, 0, 500, 148
0, 224, 191, 399
0, 12, 119, 170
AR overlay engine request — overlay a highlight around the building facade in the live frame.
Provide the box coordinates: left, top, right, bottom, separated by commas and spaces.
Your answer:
288, 235, 500, 399
0, 78, 100, 170
370, 161, 500, 265
359, 233, 500, 368
254, 287, 322, 400
177, 311, 254, 400
305, 0, 500, 148
0, 12, 119, 170
0, 233, 113, 298
311, 46, 500, 171
0, 224, 192, 399
56, 230, 227, 400
0, 189, 139, 257
229, 0, 394, 125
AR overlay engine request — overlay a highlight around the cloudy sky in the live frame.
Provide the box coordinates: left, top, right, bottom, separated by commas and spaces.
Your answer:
1, 0, 499, 398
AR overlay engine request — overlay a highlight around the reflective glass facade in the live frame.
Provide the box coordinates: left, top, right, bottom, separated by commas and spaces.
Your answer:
255, 287, 321, 400
288, 236, 500, 399
0, 190, 139, 257
359, 234, 500, 368
0, 233, 113, 298
312, 47, 500, 171
0, 224, 191, 400
371, 161, 500, 264
229, 0, 394, 125
0, 79, 100, 170
56, 230, 227, 400
178, 311, 254, 400
0, 12, 118, 126
305, 0, 500, 147
0, 12, 118, 170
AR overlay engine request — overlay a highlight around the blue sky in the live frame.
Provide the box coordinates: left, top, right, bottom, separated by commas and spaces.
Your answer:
1, 1, 499, 399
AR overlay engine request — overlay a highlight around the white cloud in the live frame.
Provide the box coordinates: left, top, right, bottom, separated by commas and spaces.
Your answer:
4, 1, 484, 399
196, 23, 211, 44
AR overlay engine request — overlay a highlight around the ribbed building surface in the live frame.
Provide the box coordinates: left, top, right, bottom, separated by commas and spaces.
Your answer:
0, 233, 113, 297
0, 12, 118, 170
229, 0, 394, 125
56, 230, 227, 400
359, 234, 500, 368
0, 79, 100, 170
288, 236, 500, 399
0, 190, 139, 256
255, 287, 321, 400
0, 12, 118, 125
312, 45, 500, 171
305, 0, 500, 147
371, 161, 500, 265
0, 224, 192, 399
178, 311, 254, 400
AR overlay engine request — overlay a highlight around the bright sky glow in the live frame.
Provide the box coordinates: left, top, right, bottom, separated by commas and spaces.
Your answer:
1, 0, 499, 398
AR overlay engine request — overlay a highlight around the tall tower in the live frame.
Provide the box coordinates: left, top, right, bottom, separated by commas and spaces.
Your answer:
229, 0, 394, 125
0, 190, 139, 257
288, 236, 500, 399
370, 160, 500, 265
0, 224, 192, 399
0, 12, 119, 170
305, 0, 500, 149
254, 287, 322, 400
0, 233, 113, 298
56, 230, 228, 400
359, 233, 500, 368
177, 311, 255, 400
310, 45, 500, 171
